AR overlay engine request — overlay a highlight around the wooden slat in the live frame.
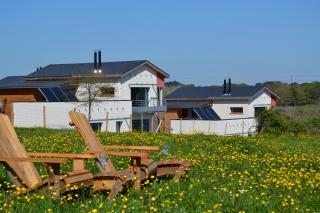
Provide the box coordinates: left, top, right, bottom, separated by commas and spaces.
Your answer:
83, 150, 149, 158
94, 170, 134, 179
158, 159, 191, 168
65, 172, 94, 184
104, 145, 160, 152
73, 159, 85, 171
29, 152, 97, 159
67, 169, 89, 176
0, 114, 41, 188
0, 157, 67, 164
69, 111, 115, 172
156, 166, 181, 177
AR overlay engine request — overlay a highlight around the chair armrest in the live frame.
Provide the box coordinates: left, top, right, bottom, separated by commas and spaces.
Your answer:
0, 157, 67, 164
103, 145, 160, 152
28, 152, 98, 159
83, 150, 149, 158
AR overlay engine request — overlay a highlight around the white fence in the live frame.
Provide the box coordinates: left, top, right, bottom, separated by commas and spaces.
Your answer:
171, 118, 257, 136
13, 101, 132, 132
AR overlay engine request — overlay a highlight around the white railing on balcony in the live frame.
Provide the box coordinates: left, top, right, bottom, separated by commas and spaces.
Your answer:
132, 100, 166, 107
132, 100, 167, 113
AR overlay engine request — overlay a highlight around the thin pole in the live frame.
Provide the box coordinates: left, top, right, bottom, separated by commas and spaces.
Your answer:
193, 119, 196, 134
151, 113, 154, 133
43, 105, 46, 128
129, 114, 132, 132
105, 112, 109, 133
141, 113, 144, 131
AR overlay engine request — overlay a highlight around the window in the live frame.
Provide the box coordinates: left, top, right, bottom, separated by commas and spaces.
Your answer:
132, 119, 149, 132
230, 107, 243, 114
99, 87, 115, 97
116, 121, 123, 133
90, 122, 102, 131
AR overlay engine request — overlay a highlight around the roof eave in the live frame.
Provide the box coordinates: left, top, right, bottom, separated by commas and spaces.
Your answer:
121, 61, 170, 78
166, 97, 250, 101
24, 75, 122, 81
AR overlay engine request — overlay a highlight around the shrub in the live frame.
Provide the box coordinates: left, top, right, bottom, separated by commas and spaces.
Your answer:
259, 108, 320, 135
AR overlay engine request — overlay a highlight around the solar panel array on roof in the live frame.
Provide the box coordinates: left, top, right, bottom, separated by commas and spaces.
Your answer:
193, 108, 221, 120
51, 87, 69, 101
39, 87, 70, 102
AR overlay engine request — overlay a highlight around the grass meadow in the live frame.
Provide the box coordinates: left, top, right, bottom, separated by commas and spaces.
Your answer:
0, 129, 319, 212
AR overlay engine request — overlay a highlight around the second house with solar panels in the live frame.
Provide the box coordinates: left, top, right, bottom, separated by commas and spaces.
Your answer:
164, 79, 279, 135
0, 51, 168, 132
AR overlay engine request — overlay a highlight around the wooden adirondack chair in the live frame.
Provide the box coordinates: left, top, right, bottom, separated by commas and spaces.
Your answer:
0, 113, 95, 199
68, 111, 191, 187
0, 113, 135, 201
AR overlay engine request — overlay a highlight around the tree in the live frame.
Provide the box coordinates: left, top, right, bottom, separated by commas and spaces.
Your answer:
70, 77, 103, 120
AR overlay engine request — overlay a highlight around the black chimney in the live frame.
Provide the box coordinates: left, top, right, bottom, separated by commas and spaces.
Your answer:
223, 79, 227, 94
98, 50, 101, 70
94, 51, 98, 72
228, 78, 232, 94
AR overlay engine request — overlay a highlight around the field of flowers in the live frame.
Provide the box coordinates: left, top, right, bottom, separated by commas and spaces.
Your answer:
0, 128, 319, 212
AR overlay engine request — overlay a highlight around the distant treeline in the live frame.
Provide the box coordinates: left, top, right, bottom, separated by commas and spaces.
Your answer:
164, 81, 320, 106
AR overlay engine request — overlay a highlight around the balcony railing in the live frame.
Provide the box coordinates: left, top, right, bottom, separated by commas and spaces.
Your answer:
132, 100, 167, 112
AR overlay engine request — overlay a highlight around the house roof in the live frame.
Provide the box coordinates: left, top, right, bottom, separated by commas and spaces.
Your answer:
0, 76, 68, 89
26, 60, 169, 79
166, 85, 279, 100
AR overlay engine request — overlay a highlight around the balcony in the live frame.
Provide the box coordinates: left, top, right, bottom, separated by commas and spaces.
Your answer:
132, 100, 167, 113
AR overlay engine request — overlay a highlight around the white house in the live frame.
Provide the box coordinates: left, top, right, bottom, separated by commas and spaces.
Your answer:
165, 79, 279, 134
0, 51, 169, 132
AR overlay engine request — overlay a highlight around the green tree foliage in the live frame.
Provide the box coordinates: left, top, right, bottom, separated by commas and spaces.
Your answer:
259, 81, 320, 106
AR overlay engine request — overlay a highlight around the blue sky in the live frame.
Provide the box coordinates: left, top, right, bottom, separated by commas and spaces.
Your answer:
0, 0, 319, 85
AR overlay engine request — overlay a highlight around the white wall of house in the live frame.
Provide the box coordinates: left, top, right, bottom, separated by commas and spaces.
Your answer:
12, 101, 132, 132
119, 64, 159, 101
75, 64, 160, 102
211, 90, 272, 119
171, 118, 257, 136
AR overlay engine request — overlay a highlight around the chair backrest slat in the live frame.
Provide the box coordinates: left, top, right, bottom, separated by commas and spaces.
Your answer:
68, 111, 115, 172
0, 114, 41, 188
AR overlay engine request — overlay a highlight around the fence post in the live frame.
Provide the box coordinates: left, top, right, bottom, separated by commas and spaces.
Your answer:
105, 112, 109, 133
242, 120, 245, 136
180, 118, 182, 134
43, 105, 46, 128
193, 119, 195, 134
129, 114, 132, 132
208, 123, 211, 135
163, 112, 167, 132
224, 122, 227, 135
151, 113, 154, 133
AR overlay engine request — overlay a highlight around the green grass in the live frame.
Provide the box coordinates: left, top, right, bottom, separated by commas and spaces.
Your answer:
0, 129, 319, 212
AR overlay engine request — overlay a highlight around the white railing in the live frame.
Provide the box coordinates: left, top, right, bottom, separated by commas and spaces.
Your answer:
171, 118, 257, 136
132, 100, 166, 107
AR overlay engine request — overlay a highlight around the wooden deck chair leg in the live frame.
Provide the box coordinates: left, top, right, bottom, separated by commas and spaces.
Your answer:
46, 163, 61, 199
108, 179, 123, 202
173, 165, 186, 181
130, 157, 142, 190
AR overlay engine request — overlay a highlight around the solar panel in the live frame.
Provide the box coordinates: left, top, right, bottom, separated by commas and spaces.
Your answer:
193, 108, 221, 120
61, 86, 78, 101
51, 87, 69, 102
40, 88, 59, 102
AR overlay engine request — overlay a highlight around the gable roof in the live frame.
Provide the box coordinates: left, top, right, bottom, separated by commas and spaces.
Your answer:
26, 60, 169, 79
166, 85, 279, 100
0, 76, 68, 89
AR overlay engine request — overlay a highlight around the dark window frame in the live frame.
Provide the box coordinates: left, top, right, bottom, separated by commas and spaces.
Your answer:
230, 107, 243, 114
99, 87, 115, 97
